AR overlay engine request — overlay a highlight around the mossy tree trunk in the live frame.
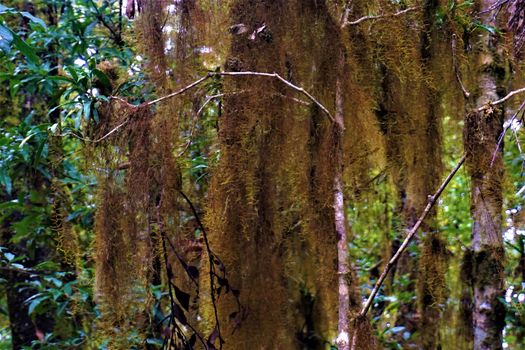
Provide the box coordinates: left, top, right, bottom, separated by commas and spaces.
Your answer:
462, 1, 507, 348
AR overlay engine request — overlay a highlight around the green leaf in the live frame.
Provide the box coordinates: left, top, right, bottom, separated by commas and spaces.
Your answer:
27, 296, 48, 315
49, 123, 59, 134
11, 33, 40, 65
47, 75, 75, 84
475, 23, 499, 35
35, 261, 59, 270
65, 66, 79, 82
0, 170, 12, 194
19, 132, 35, 147
20, 12, 47, 28
0, 24, 13, 53
145, 338, 164, 346
83, 99, 92, 120
4, 252, 15, 261
92, 68, 111, 91
0, 24, 13, 42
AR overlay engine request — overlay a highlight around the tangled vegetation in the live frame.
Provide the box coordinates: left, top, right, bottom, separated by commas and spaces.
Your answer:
2, 1, 525, 349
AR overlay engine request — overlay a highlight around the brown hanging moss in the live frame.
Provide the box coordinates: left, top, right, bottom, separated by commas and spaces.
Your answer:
200, 1, 379, 348
51, 179, 79, 269
344, 2, 449, 348
132, 0, 208, 343
91, 104, 154, 347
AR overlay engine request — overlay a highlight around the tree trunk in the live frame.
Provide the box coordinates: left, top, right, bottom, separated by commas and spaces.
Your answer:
462, 1, 507, 348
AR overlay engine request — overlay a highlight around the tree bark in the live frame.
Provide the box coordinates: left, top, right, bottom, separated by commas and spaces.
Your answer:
463, 1, 508, 348
335, 48, 351, 350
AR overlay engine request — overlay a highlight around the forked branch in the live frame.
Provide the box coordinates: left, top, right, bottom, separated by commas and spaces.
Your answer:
141, 71, 334, 122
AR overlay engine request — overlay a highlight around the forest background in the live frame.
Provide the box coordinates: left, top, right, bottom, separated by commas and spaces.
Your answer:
1, 0, 525, 349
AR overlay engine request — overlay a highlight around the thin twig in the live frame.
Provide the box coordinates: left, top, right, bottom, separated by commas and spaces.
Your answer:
218, 71, 335, 121
145, 75, 211, 107
178, 91, 243, 157
482, 86, 525, 109
513, 128, 525, 177
88, 0, 123, 46
0, 265, 40, 276
345, 6, 419, 26
452, 34, 471, 99
93, 119, 130, 143
490, 99, 525, 167
358, 154, 466, 318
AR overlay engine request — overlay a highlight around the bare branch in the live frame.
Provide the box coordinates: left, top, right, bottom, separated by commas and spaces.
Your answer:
138, 71, 335, 122
490, 99, 525, 167
478, 0, 510, 15
93, 119, 130, 143
145, 75, 211, 107
339, 1, 354, 28
217, 71, 335, 121
483, 86, 525, 109
0, 265, 41, 276
358, 154, 466, 319
344, 6, 419, 27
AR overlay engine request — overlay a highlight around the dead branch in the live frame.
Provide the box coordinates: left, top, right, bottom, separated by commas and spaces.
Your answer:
93, 119, 130, 143
490, 98, 525, 167
217, 71, 335, 121
358, 153, 466, 318
483, 86, 525, 109
136, 71, 335, 122
344, 6, 419, 27
478, 0, 510, 15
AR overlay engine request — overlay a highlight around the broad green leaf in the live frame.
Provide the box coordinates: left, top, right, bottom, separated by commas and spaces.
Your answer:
92, 68, 111, 91
0, 170, 12, 194
20, 12, 47, 28
83, 99, 91, 120
35, 261, 59, 270
0, 24, 13, 42
49, 123, 59, 134
47, 75, 75, 84
145, 338, 164, 346
11, 33, 40, 65
19, 132, 35, 147
27, 296, 48, 315
4, 252, 14, 261
475, 23, 499, 35
0, 24, 13, 53
65, 66, 79, 82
